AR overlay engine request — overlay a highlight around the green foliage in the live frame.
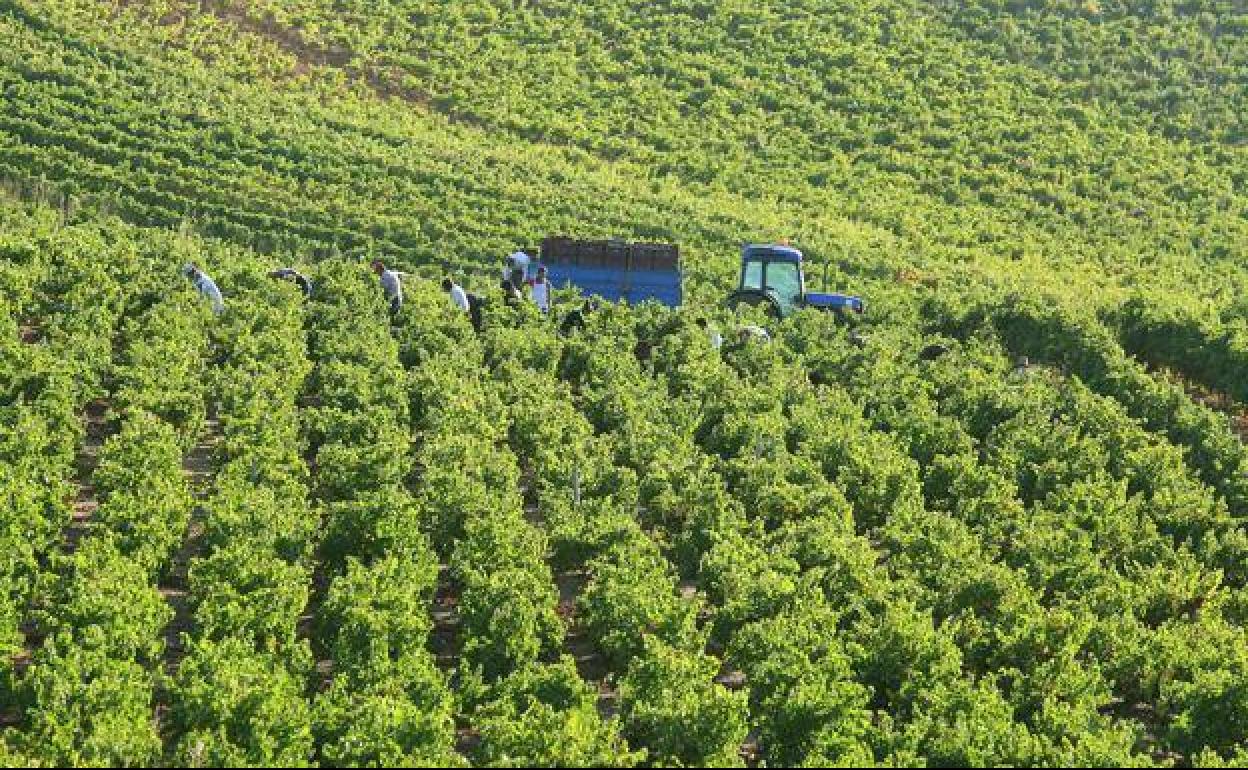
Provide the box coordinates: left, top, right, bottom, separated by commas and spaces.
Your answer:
200, 475, 317, 565
314, 675, 459, 767
471, 660, 642, 767
168, 638, 315, 768
318, 555, 439, 690
729, 601, 874, 766
34, 536, 172, 665
112, 299, 208, 450
579, 538, 703, 670
618, 639, 749, 768
319, 488, 430, 569
91, 412, 193, 574
18, 649, 161, 768
187, 545, 309, 654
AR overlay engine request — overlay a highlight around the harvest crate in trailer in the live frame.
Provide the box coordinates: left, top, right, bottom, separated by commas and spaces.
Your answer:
538, 236, 682, 307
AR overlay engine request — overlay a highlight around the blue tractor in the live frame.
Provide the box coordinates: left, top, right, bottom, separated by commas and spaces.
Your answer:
725, 244, 864, 319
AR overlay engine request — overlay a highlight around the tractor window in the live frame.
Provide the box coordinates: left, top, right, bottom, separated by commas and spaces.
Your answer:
741, 259, 764, 291
766, 261, 803, 308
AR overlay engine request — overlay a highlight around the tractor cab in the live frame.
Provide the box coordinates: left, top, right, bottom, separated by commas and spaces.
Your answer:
727, 244, 864, 318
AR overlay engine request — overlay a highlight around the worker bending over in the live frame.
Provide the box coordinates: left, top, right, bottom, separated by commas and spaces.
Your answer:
183, 263, 225, 315
738, 325, 771, 344
696, 318, 723, 349
504, 251, 530, 291
560, 299, 599, 336
371, 260, 404, 315
269, 267, 313, 297
443, 277, 483, 332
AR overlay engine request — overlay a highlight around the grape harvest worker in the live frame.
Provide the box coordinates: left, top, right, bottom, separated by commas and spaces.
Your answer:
371, 259, 404, 315
559, 299, 599, 336
182, 262, 225, 315
504, 250, 530, 291
443, 277, 483, 332
268, 267, 313, 297
443, 276, 470, 314
529, 265, 551, 314
696, 317, 723, 349
501, 278, 523, 308
737, 324, 770, 344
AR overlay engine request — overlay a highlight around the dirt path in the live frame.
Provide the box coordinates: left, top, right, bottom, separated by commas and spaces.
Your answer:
297, 441, 332, 692
1152, 365, 1248, 442
518, 475, 628, 713
520, 464, 617, 720
426, 564, 480, 755
429, 564, 461, 674
61, 399, 111, 555
159, 415, 220, 677
301, 566, 335, 693
555, 568, 619, 719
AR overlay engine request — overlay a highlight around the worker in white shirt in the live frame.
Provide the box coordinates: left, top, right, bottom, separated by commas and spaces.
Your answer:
528, 265, 550, 314
442, 277, 482, 332
371, 259, 404, 315
504, 251, 530, 291
738, 324, 771, 344
443, 277, 469, 313
182, 263, 225, 315
695, 318, 722, 349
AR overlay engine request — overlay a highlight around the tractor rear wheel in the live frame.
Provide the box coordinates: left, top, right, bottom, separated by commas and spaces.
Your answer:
725, 290, 781, 318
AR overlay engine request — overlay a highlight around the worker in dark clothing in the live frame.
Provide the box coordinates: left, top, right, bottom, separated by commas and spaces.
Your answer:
501, 278, 523, 308
559, 299, 599, 336
268, 268, 313, 297
695, 318, 723, 349
1008, 356, 1035, 382
467, 291, 484, 332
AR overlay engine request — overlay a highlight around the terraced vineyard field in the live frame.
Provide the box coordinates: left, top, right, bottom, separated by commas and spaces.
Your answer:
3, 0, 1248, 766
3, 196, 1248, 766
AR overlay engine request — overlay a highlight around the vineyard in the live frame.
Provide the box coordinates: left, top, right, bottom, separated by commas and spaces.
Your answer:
4, 196, 1248, 767
4, 0, 1248, 767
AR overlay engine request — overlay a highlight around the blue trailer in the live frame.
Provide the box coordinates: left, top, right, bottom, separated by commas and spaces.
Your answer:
534, 237, 682, 307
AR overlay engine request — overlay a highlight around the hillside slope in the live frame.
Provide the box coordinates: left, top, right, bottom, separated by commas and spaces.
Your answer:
2, 0, 1247, 303
4, 188, 1248, 765
4, 1, 1248, 766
